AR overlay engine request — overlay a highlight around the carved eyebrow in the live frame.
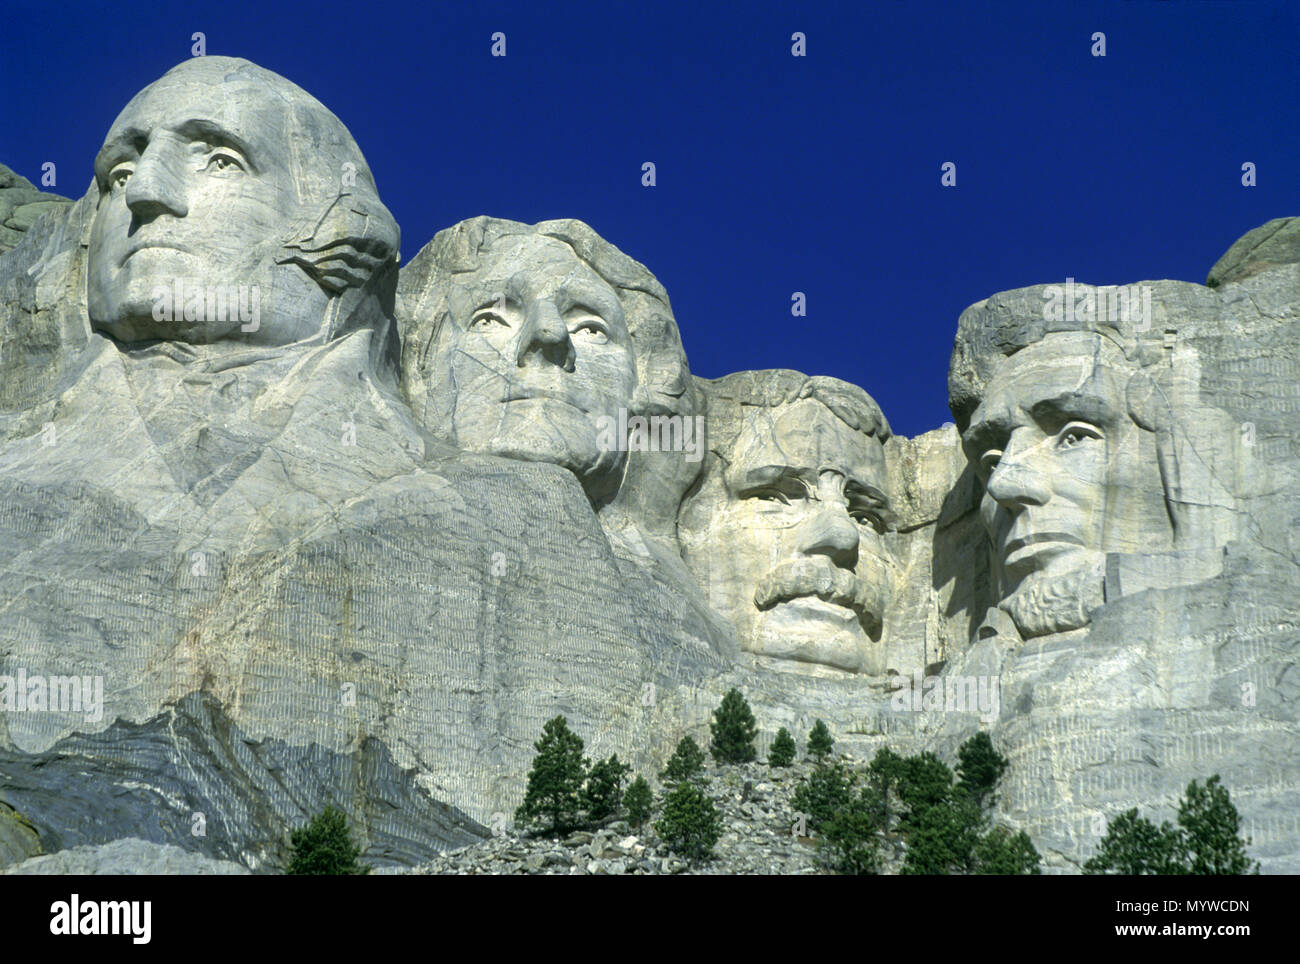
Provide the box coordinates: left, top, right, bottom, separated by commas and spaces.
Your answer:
735, 464, 815, 493
171, 119, 259, 173
1027, 390, 1116, 430
556, 282, 623, 322
845, 479, 889, 509
93, 127, 148, 181
963, 409, 1013, 455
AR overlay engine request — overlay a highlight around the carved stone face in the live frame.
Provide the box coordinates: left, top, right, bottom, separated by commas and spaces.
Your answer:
87, 61, 329, 345
684, 397, 893, 674
963, 331, 1170, 634
434, 234, 638, 500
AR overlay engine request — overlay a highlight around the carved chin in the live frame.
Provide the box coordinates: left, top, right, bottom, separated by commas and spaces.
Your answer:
1000, 557, 1106, 639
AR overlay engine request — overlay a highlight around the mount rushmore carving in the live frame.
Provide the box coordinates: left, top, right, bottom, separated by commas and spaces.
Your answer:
0, 57, 1296, 872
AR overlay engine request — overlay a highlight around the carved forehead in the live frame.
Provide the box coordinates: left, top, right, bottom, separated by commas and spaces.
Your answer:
724, 397, 886, 490
447, 234, 625, 318
971, 332, 1130, 432
98, 58, 372, 194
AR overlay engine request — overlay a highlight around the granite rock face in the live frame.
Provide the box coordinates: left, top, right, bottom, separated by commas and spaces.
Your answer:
3, 838, 251, 875
0, 164, 71, 257
0, 55, 1296, 874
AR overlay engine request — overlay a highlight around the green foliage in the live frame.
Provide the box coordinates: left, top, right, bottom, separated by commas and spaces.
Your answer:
768, 727, 796, 768
623, 775, 653, 830
655, 780, 723, 860
806, 719, 834, 760
286, 805, 368, 875
515, 715, 589, 835
1083, 809, 1186, 875
660, 736, 706, 784
792, 760, 855, 834
818, 785, 885, 875
900, 791, 983, 875
1084, 776, 1258, 875
583, 755, 631, 823
710, 688, 758, 764
973, 826, 1042, 875
1206, 276, 1220, 289
956, 731, 1007, 806
1178, 775, 1259, 875
789, 735, 1040, 875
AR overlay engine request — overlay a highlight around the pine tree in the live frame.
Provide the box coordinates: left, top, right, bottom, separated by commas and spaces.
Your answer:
768, 727, 796, 768
1178, 775, 1259, 875
514, 715, 589, 835
1083, 809, 1186, 875
583, 755, 631, 823
955, 732, 1007, 807
624, 775, 653, 830
792, 760, 855, 833
660, 736, 705, 784
973, 826, 1041, 875
710, 688, 758, 764
806, 719, 834, 761
818, 785, 885, 875
1083, 775, 1258, 875
655, 781, 722, 860
286, 805, 368, 875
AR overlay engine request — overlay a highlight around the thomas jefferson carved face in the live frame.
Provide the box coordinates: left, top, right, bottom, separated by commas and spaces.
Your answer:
683, 394, 894, 675
87, 60, 336, 345
963, 331, 1169, 635
433, 234, 638, 502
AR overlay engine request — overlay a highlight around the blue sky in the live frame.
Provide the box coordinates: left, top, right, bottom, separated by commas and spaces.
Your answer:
3, 0, 1297, 436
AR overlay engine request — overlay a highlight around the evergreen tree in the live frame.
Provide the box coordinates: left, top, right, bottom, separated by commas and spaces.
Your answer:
1084, 775, 1258, 875
868, 746, 906, 827
710, 688, 758, 764
1178, 775, 1259, 875
1083, 809, 1186, 875
792, 760, 855, 833
514, 715, 589, 835
818, 785, 885, 875
655, 781, 723, 860
624, 775, 653, 830
973, 826, 1041, 875
660, 736, 706, 784
768, 727, 796, 768
806, 719, 834, 761
955, 732, 1008, 807
286, 805, 368, 875
583, 754, 631, 823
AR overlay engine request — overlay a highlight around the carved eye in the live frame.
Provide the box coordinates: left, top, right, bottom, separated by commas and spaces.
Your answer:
471, 312, 508, 333
204, 151, 246, 176
752, 489, 790, 505
850, 508, 884, 532
108, 164, 134, 193
1057, 422, 1103, 450
980, 450, 1002, 475
570, 319, 608, 344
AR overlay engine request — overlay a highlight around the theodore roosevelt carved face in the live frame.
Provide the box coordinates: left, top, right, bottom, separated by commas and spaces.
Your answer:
680, 372, 896, 676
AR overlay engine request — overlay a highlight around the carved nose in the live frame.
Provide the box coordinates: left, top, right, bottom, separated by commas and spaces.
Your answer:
985, 455, 1051, 509
124, 147, 188, 220
798, 505, 860, 570
516, 300, 574, 371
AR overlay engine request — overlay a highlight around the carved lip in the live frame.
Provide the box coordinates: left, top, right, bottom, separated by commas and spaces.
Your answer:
119, 240, 193, 267
1002, 531, 1085, 568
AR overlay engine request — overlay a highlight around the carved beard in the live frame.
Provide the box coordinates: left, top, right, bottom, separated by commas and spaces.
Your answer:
1000, 555, 1106, 639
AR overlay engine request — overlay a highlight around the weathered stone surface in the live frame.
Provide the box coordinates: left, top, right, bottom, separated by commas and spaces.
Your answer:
0, 163, 72, 257
4, 838, 250, 875
0, 52, 1295, 874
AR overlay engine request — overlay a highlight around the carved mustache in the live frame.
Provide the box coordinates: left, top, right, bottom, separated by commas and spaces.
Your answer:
753, 555, 882, 622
